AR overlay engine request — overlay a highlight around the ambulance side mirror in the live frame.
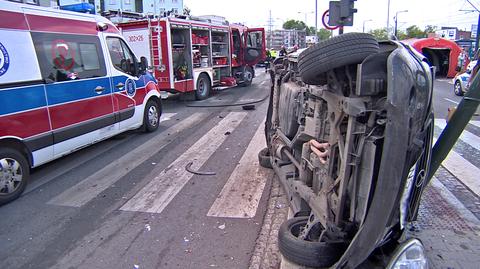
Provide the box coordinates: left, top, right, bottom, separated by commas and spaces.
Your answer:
139, 57, 148, 74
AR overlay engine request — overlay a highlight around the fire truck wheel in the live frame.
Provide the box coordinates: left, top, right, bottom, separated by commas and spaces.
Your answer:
241, 66, 254, 87
278, 217, 348, 268
143, 100, 160, 132
0, 148, 30, 205
298, 33, 379, 85
195, 73, 211, 100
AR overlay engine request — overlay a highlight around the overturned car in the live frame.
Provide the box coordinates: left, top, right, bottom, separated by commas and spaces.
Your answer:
261, 33, 433, 268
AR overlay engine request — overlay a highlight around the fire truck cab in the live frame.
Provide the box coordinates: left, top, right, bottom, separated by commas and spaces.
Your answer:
117, 15, 266, 100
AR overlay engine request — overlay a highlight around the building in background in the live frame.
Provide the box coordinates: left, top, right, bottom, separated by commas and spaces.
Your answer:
435, 27, 472, 41
267, 29, 306, 50
58, 0, 183, 14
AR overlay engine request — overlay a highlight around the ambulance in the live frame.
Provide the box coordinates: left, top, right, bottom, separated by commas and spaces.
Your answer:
0, 1, 162, 205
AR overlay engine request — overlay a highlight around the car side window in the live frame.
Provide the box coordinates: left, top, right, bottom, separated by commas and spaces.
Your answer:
107, 37, 136, 76
31, 32, 106, 82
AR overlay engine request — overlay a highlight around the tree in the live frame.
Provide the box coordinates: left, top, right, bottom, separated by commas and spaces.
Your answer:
424, 25, 438, 34
396, 29, 408, 40
183, 6, 191, 15
369, 28, 388, 40
317, 28, 332, 40
306, 26, 316, 36
283, 19, 307, 31
406, 25, 426, 38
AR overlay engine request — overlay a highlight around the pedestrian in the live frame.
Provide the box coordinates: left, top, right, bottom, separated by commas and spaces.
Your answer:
279, 46, 287, 57
265, 49, 272, 72
457, 48, 466, 74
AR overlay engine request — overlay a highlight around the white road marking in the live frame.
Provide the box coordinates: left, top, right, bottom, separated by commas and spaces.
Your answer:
160, 112, 177, 122
207, 122, 271, 218
48, 113, 205, 207
444, 98, 459, 105
120, 112, 247, 214
471, 121, 480, 128
433, 137, 480, 197
435, 119, 480, 151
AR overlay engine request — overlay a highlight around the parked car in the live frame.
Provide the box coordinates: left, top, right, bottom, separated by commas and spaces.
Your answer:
453, 60, 477, 96
260, 33, 432, 268
0, 1, 162, 205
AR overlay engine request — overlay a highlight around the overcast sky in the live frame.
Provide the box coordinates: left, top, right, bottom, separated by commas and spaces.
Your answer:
184, 0, 480, 33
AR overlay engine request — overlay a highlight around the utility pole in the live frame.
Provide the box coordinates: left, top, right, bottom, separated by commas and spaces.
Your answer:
394, 10, 408, 37
386, 0, 391, 36
466, 0, 480, 51
363, 19, 372, 33
267, 10, 274, 49
315, 0, 318, 33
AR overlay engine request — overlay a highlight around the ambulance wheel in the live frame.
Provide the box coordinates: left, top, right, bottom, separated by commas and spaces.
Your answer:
241, 66, 254, 87
195, 73, 211, 100
143, 100, 160, 132
0, 148, 30, 205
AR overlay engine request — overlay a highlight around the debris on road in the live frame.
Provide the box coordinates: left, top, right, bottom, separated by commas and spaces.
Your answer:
218, 223, 226, 230
242, 104, 255, 110
133, 265, 139, 269
145, 224, 151, 231
185, 161, 216, 176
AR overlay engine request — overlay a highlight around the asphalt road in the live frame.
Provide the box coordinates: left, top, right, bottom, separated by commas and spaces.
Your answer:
0, 70, 273, 269
1, 73, 480, 269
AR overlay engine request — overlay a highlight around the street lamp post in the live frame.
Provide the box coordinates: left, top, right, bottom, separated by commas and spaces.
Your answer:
363, 19, 373, 33
394, 10, 408, 37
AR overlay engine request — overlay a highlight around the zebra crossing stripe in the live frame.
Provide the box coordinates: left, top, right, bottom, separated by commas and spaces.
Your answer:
120, 112, 248, 214
207, 122, 271, 218
48, 113, 205, 207
160, 112, 177, 122
471, 121, 480, 128
433, 137, 480, 196
435, 119, 480, 151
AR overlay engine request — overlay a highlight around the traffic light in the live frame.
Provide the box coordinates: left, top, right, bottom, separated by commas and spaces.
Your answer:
328, 0, 357, 27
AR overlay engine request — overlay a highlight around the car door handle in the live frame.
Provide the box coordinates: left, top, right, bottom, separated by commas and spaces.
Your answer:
116, 82, 125, 89
95, 86, 105, 93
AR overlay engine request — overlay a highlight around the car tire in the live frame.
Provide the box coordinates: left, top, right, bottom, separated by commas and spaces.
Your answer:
241, 66, 254, 87
258, 148, 272, 169
454, 80, 464, 96
298, 33, 379, 85
0, 148, 30, 205
195, 73, 211, 100
143, 100, 161, 132
278, 217, 348, 268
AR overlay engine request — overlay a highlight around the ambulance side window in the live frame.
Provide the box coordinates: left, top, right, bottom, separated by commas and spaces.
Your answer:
106, 37, 136, 76
31, 32, 106, 82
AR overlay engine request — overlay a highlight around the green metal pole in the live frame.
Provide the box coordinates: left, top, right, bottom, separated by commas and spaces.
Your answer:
427, 71, 480, 182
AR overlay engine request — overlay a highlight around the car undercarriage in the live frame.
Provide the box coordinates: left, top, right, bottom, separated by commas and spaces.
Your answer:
262, 33, 434, 268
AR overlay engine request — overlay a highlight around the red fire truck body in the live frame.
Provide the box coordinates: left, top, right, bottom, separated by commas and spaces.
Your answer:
117, 15, 265, 100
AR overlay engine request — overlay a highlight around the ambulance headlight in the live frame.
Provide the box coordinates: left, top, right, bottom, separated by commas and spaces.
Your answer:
386, 239, 428, 269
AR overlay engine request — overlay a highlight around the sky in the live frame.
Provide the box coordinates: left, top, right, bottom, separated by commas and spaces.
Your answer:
183, 0, 480, 33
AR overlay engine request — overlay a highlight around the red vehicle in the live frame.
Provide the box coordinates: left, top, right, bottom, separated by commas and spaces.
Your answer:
117, 15, 266, 100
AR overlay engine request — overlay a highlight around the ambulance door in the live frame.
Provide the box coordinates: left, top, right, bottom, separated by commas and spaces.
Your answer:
105, 36, 143, 130
31, 32, 116, 157
244, 28, 266, 66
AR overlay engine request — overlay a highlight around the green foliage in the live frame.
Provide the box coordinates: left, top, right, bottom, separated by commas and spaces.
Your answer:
369, 28, 388, 40
424, 25, 438, 34
283, 19, 307, 30
317, 28, 332, 40
406, 25, 426, 38
306, 26, 316, 36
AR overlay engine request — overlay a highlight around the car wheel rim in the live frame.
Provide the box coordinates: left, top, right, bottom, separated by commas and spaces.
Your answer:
148, 105, 158, 127
0, 158, 23, 195
455, 83, 461, 94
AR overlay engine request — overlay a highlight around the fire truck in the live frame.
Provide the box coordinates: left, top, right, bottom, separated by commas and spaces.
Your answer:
116, 14, 266, 100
